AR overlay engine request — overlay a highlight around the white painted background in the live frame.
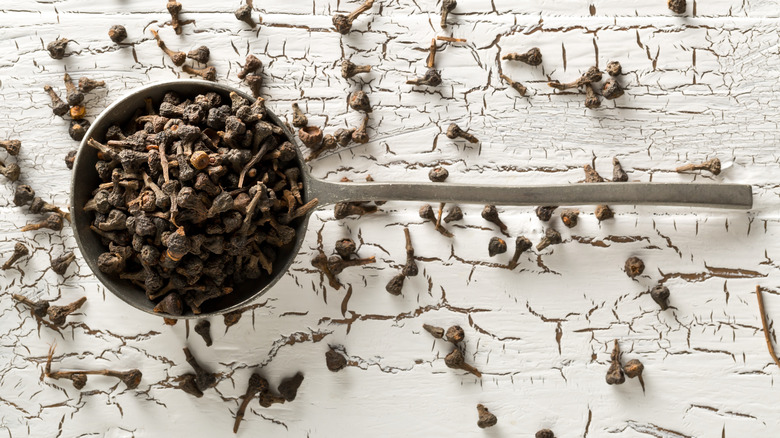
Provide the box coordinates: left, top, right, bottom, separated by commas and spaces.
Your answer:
1, 0, 779, 436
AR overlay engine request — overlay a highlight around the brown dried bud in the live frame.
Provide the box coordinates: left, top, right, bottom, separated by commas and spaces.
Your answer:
348, 90, 371, 113
423, 323, 444, 338
560, 209, 579, 228
602, 78, 624, 100
325, 346, 347, 372
606, 61, 622, 77
668, 0, 686, 14
502, 47, 542, 66
108, 25, 128, 43
488, 237, 507, 257
445, 325, 465, 343
428, 167, 449, 182
476, 404, 497, 428
651, 284, 670, 310
624, 256, 644, 278
298, 126, 323, 149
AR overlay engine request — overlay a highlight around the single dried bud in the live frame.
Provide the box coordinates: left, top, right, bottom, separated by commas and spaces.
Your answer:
440, 0, 456, 28
406, 68, 442, 87
508, 236, 532, 269
583, 164, 605, 183
481, 205, 506, 231
21, 212, 64, 232
70, 373, 88, 389
334, 128, 355, 147
298, 126, 323, 149
502, 47, 542, 66
536, 228, 562, 251
291, 102, 308, 127
2, 242, 30, 270
428, 167, 449, 182
352, 115, 370, 144
499, 74, 527, 96
594, 205, 614, 221
624, 256, 645, 278
108, 25, 128, 43
612, 157, 628, 182
476, 404, 497, 428
183, 347, 217, 391
44, 85, 69, 117
70, 105, 87, 120
332, 0, 374, 34
335, 238, 357, 260
0, 139, 21, 156
623, 358, 645, 392
488, 237, 507, 257
535, 205, 557, 221
78, 77, 106, 93
13, 185, 35, 207
444, 348, 481, 377
650, 284, 670, 310
194, 320, 212, 346
325, 346, 347, 372
69, 119, 90, 141
63, 73, 84, 106
178, 374, 203, 397
189, 151, 210, 170
423, 323, 444, 339
606, 340, 625, 385
150, 29, 185, 66
334, 201, 376, 219
445, 325, 465, 343
443, 206, 463, 223
445, 123, 478, 143
560, 209, 579, 228
668, 0, 686, 14
167, 0, 183, 34
348, 90, 371, 113
245, 74, 263, 97
187, 46, 210, 63
153, 292, 183, 316
535, 429, 556, 438
606, 61, 622, 77
47, 296, 87, 325
548, 66, 602, 90
585, 84, 600, 109
234, 372, 268, 433
235, 2, 257, 27
182, 65, 217, 81
341, 59, 371, 78
0, 159, 21, 182
277, 372, 304, 401
675, 158, 721, 175
602, 78, 624, 100
47, 38, 69, 59
385, 273, 405, 295
623, 359, 644, 379
238, 55, 263, 80
51, 251, 76, 275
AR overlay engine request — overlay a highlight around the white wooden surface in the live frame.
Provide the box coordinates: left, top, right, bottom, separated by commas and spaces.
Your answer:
1, 0, 779, 436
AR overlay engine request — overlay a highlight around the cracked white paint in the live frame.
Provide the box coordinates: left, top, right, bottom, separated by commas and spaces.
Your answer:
1, 0, 779, 436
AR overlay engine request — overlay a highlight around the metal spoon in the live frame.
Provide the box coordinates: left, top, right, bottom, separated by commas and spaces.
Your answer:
70, 80, 752, 318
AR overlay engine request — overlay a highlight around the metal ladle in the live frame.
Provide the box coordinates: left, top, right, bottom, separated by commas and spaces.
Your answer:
70, 80, 752, 318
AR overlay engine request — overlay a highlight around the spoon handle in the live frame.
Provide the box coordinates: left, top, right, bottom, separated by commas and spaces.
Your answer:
306, 179, 753, 209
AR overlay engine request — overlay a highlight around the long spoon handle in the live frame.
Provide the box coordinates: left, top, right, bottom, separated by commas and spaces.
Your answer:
306, 180, 753, 209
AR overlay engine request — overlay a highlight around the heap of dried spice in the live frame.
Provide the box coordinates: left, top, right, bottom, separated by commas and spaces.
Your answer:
84, 90, 317, 315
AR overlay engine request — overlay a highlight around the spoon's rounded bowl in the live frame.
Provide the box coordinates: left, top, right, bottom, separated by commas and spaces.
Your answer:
71, 80, 310, 318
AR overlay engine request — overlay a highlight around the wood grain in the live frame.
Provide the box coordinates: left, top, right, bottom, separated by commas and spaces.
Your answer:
1, 0, 779, 436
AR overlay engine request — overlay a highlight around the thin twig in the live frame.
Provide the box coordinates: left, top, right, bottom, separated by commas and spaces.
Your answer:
756, 285, 780, 368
